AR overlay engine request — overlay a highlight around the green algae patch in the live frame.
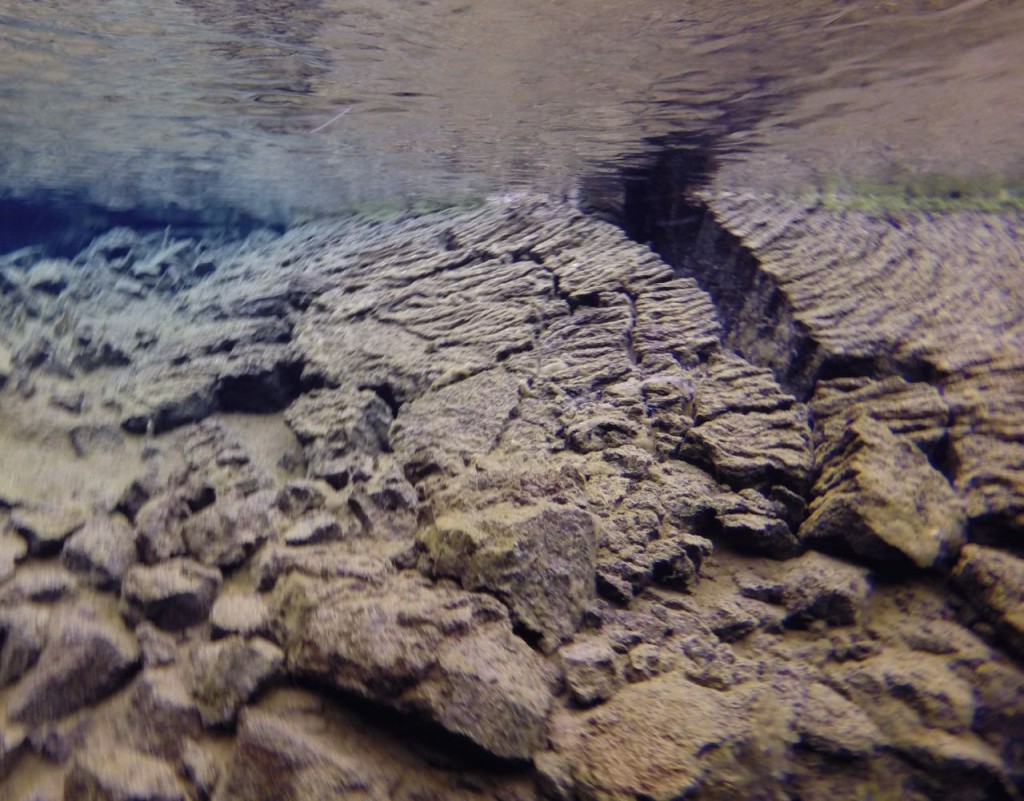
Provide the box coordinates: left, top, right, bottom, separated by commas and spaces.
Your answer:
809, 173, 1024, 214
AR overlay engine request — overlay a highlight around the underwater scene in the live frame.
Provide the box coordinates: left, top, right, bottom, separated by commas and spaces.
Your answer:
0, 1, 1022, 799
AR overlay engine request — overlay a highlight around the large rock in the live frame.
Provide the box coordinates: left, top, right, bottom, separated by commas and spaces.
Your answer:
120, 559, 222, 631
65, 745, 186, 801
62, 514, 137, 590
801, 416, 966, 568
952, 544, 1024, 659
6, 606, 140, 724
274, 572, 555, 760
419, 502, 597, 652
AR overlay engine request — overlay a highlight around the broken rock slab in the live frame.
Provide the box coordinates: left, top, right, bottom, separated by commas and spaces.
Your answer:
801, 415, 966, 569
418, 502, 597, 653
953, 543, 1024, 660
274, 571, 555, 760
6, 604, 140, 724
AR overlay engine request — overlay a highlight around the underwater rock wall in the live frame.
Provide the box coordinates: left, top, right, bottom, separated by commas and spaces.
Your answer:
0, 197, 1022, 800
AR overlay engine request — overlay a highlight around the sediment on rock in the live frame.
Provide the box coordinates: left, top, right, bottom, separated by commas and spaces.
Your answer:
1, 196, 1022, 801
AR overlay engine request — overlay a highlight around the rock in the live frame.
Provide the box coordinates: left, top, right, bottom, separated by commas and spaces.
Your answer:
549, 672, 776, 801
26, 259, 71, 295
0, 528, 28, 585
0, 603, 50, 686
186, 636, 284, 727
0, 563, 77, 605
120, 559, 222, 631
136, 622, 179, 667
796, 681, 885, 758
64, 745, 186, 801
737, 550, 873, 630
419, 503, 597, 652
283, 512, 344, 546
801, 416, 966, 568
179, 491, 277, 567
275, 479, 328, 517
709, 487, 801, 557
126, 668, 203, 760
181, 738, 220, 799
559, 638, 622, 706
121, 371, 217, 434
685, 353, 813, 494
252, 542, 392, 592
61, 514, 137, 590
952, 544, 1024, 659
209, 590, 271, 639
10, 502, 88, 556
0, 342, 13, 389
6, 606, 140, 724
134, 493, 190, 564
275, 572, 554, 760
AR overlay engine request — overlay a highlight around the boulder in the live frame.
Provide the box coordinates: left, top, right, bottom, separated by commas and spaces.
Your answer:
275, 572, 554, 760
65, 746, 186, 801
187, 636, 284, 727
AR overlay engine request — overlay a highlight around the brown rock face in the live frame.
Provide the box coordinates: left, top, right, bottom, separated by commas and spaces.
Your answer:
1, 197, 1022, 800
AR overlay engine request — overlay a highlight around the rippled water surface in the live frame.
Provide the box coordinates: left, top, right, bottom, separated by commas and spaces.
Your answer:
1, 0, 1022, 222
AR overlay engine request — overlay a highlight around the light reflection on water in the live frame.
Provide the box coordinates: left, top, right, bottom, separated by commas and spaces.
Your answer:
0, 0, 1021, 223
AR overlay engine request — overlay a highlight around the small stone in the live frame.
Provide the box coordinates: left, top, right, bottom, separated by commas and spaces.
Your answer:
62, 514, 137, 590
121, 559, 222, 631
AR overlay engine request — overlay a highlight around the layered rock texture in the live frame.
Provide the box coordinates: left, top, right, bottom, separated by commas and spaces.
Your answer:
0, 196, 1022, 800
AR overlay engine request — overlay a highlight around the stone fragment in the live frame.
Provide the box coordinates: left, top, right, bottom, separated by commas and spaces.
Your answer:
420, 503, 597, 651
709, 487, 801, 557
952, 543, 1024, 659
802, 416, 965, 568
64, 745, 186, 801
560, 638, 622, 706
276, 572, 554, 760
61, 514, 137, 589
0, 563, 77, 605
6, 607, 140, 723
0, 527, 27, 584
187, 636, 284, 727
134, 493, 190, 564
121, 559, 222, 631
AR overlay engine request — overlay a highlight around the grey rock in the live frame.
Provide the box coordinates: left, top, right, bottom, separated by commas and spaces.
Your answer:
796, 682, 885, 758
7, 606, 140, 724
187, 636, 284, 727
126, 668, 203, 760
275, 572, 554, 760
62, 514, 137, 589
252, 542, 391, 592
0, 603, 50, 686
121, 558, 222, 631
952, 544, 1024, 659
560, 638, 622, 706
283, 512, 343, 546
180, 491, 277, 567
0, 341, 12, 389
64, 745, 186, 801
802, 416, 966, 569
209, 590, 271, 639
419, 503, 597, 652
0, 564, 77, 605
10, 502, 88, 556
135, 493, 190, 564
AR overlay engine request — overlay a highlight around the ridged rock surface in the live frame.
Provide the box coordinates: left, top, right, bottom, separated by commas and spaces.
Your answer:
0, 197, 1021, 800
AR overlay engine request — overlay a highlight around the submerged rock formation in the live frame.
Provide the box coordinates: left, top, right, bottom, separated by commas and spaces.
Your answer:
0, 196, 1021, 800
